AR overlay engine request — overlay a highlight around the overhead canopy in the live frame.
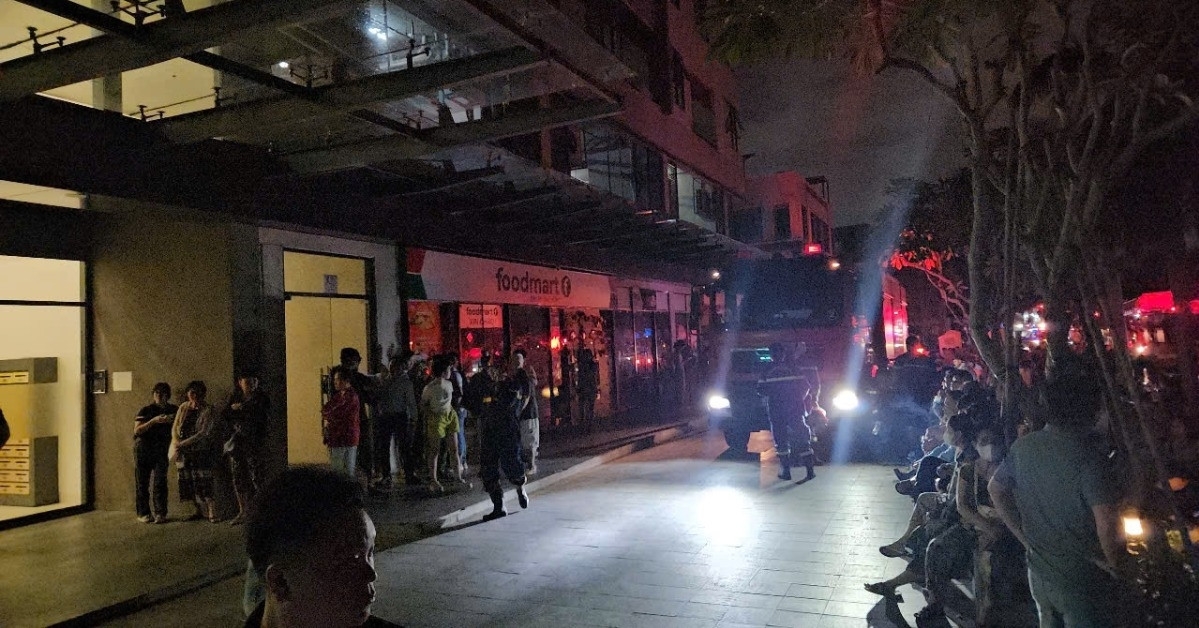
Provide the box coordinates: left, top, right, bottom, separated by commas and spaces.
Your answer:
0, 0, 764, 284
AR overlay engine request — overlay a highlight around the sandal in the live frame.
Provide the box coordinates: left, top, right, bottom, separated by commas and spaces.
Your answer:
864, 582, 902, 602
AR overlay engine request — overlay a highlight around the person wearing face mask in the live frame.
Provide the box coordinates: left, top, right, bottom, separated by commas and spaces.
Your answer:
911, 422, 1013, 627
876, 415, 975, 562
894, 390, 964, 493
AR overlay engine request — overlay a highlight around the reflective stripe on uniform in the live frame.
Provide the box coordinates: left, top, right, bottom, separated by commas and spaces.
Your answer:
760, 375, 808, 383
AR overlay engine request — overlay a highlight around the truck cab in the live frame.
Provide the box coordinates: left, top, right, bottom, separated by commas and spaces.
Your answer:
699, 257, 907, 456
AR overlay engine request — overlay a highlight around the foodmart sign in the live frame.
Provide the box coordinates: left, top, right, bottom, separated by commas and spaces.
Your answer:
406, 249, 610, 308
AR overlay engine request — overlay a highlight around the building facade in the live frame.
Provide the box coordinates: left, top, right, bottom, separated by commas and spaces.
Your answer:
0, 0, 759, 527
732, 171, 835, 256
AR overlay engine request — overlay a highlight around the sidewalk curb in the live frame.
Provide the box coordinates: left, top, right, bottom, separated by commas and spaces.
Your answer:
52, 562, 245, 627
438, 417, 706, 528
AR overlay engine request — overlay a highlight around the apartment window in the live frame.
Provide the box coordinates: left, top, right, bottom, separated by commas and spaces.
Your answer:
690, 79, 717, 146
666, 164, 680, 218
573, 125, 665, 212
773, 204, 790, 241
811, 214, 831, 250
670, 51, 686, 109
730, 209, 764, 243
675, 165, 723, 224
725, 102, 741, 151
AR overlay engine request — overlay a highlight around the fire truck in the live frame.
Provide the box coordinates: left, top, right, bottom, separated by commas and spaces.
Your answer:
700, 254, 908, 455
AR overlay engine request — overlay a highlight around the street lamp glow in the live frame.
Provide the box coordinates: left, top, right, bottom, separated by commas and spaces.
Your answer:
710, 269, 721, 280
707, 394, 731, 410
1123, 516, 1144, 537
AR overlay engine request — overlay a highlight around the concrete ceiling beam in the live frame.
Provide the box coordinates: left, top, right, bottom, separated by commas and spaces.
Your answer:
0, 0, 353, 101
157, 47, 544, 143
285, 99, 621, 174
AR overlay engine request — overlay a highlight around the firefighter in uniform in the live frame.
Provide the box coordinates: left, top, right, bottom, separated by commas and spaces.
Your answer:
476, 354, 530, 521
757, 343, 816, 482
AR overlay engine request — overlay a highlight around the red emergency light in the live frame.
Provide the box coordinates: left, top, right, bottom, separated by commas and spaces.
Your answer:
803, 243, 823, 255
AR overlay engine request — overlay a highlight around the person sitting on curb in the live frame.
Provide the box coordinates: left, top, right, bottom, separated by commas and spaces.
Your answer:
244, 465, 402, 627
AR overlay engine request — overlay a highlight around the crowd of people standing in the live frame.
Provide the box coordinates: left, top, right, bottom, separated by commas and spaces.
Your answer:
318, 346, 540, 512
132, 373, 269, 525
130, 342, 547, 525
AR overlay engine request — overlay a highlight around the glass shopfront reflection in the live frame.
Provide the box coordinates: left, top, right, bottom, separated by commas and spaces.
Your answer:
0, 256, 87, 523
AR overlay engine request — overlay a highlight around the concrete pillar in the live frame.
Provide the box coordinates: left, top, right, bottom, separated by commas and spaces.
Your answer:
90, 1, 122, 113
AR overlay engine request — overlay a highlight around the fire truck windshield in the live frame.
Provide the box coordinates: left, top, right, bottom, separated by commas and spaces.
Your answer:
732, 260, 846, 330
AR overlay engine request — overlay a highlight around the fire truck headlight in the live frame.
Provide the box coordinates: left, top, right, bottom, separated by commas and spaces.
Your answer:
832, 389, 860, 411
707, 394, 731, 410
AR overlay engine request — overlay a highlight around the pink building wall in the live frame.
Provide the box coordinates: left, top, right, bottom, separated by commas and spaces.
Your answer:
612, 0, 747, 196
747, 171, 834, 251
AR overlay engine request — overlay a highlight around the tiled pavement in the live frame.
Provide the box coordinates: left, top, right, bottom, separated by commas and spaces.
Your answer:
4, 421, 693, 627
369, 432, 927, 628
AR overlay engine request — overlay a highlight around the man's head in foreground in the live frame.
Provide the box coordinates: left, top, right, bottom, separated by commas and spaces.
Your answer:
247, 465, 377, 627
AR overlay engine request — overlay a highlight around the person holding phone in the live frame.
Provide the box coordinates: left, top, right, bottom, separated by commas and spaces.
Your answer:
134, 382, 178, 523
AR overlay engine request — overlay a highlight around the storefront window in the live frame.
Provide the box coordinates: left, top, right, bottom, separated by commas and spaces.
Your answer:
509, 305, 552, 421
458, 303, 503, 373
562, 308, 612, 423
0, 256, 87, 523
407, 301, 443, 356
612, 310, 635, 415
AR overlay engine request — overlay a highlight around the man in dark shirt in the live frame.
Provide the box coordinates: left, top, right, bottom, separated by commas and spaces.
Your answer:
225, 371, 270, 525
134, 382, 178, 523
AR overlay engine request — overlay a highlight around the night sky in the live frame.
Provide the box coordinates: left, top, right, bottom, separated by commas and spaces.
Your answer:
737, 59, 968, 226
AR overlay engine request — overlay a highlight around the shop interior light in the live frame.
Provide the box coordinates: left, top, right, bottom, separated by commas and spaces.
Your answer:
1124, 516, 1145, 537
